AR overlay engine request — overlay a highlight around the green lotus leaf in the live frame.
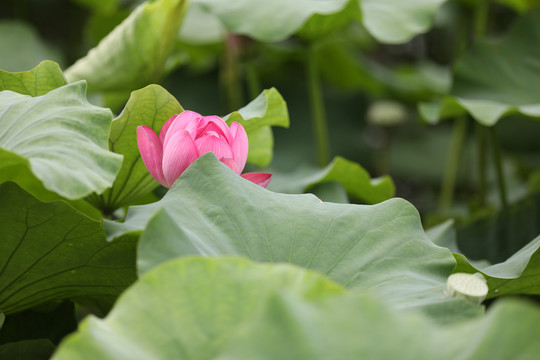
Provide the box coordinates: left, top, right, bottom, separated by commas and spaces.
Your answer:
0, 182, 136, 315
0, 81, 122, 200
0, 60, 66, 96
89, 85, 183, 212
455, 235, 540, 298
189, 0, 350, 42
106, 154, 469, 316
420, 9, 540, 125
268, 156, 395, 204
427, 218, 540, 299
178, 3, 226, 44
65, 0, 188, 92
360, 0, 447, 44
186, 0, 446, 44
52, 257, 540, 359
224, 87, 289, 167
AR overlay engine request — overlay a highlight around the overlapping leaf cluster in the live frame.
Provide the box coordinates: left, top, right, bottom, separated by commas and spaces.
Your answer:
2, 0, 540, 359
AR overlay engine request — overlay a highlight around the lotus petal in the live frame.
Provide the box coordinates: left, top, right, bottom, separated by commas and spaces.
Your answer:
241, 172, 272, 188
137, 126, 167, 187
162, 129, 199, 187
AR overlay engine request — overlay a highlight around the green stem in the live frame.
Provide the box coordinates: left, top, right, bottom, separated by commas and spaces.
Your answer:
473, 0, 488, 39
221, 34, 243, 112
475, 123, 488, 207
470, 1, 490, 208
490, 127, 508, 207
245, 62, 261, 100
307, 43, 330, 167
439, 116, 468, 211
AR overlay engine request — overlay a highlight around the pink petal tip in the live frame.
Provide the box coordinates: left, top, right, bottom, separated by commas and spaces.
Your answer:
241, 172, 272, 188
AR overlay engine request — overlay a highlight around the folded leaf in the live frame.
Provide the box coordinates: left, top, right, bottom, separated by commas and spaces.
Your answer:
65, 0, 188, 92
0, 82, 122, 200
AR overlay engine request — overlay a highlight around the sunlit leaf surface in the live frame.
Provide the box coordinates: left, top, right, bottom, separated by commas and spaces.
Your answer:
53, 257, 540, 360
107, 154, 466, 315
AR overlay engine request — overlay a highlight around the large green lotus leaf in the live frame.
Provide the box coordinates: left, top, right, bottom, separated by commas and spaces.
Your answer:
188, 0, 445, 44
427, 219, 540, 299
89, 85, 183, 212
52, 257, 540, 360
296, 0, 360, 40
210, 295, 540, 360
52, 257, 344, 359
0, 82, 122, 200
0, 182, 136, 315
65, 0, 188, 92
178, 3, 226, 44
191, 0, 350, 42
0, 20, 64, 73
224, 87, 289, 167
0, 60, 66, 96
178, 1, 358, 45
107, 154, 461, 312
360, 0, 447, 44
268, 156, 395, 204
420, 9, 540, 126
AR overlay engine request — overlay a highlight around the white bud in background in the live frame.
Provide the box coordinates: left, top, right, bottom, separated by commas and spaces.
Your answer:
366, 100, 407, 127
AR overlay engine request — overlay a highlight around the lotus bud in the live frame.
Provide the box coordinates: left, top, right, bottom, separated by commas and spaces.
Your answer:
137, 110, 271, 188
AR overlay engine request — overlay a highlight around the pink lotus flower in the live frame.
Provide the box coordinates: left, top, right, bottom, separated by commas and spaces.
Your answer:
137, 110, 271, 188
